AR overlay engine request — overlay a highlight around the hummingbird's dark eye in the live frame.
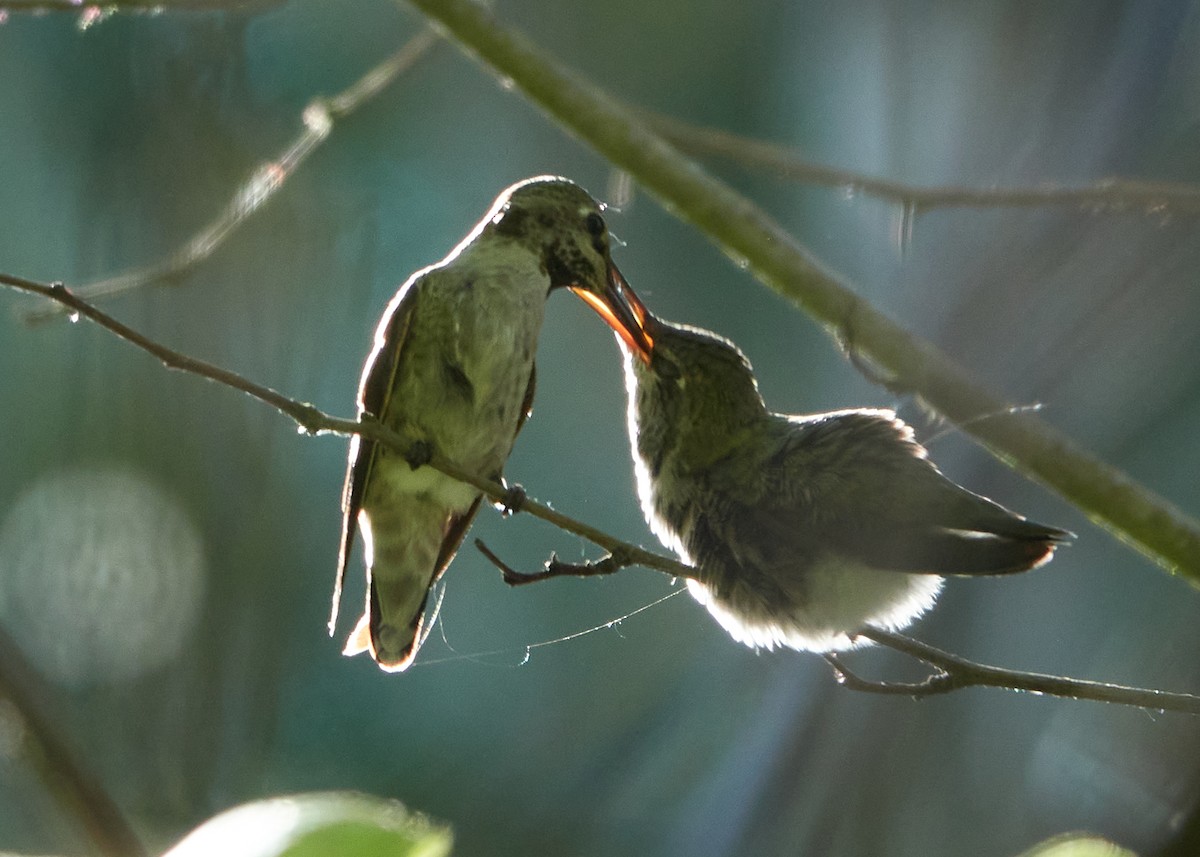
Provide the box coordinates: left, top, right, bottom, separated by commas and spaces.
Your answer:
585, 212, 606, 237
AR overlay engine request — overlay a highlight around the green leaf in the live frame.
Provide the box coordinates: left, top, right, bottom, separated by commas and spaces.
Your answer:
163, 791, 453, 857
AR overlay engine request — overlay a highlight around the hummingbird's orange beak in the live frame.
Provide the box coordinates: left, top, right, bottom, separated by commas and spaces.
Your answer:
571, 261, 654, 364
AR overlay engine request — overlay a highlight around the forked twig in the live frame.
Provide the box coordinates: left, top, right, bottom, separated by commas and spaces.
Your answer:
847, 627, 1200, 713
475, 539, 643, 586
823, 653, 959, 696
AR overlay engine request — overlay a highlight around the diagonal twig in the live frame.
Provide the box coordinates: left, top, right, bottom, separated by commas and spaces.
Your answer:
21, 27, 440, 325
1, 272, 692, 580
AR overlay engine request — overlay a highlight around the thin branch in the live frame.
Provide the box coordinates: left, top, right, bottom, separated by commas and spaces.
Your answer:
21, 27, 440, 325
4, 272, 1198, 715
851, 628, 1200, 714
400, 0, 1200, 583
0, 627, 146, 857
474, 540, 1200, 714
475, 539, 650, 586
644, 111, 1200, 215
823, 653, 959, 696
0, 272, 693, 580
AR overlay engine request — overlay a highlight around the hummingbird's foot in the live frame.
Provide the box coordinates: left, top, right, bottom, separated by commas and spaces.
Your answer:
496, 481, 527, 516
404, 439, 433, 470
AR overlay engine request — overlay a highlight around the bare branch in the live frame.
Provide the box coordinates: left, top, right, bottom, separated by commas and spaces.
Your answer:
21, 27, 439, 325
0, 272, 692, 580
851, 628, 1200, 713
475, 539, 646, 586
644, 112, 1200, 215
823, 653, 960, 696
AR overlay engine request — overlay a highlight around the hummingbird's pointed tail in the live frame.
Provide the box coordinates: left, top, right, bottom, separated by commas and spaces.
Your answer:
342, 614, 373, 658
342, 495, 481, 672
342, 575, 432, 672
887, 527, 1069, 576
863, 456, 1075, 576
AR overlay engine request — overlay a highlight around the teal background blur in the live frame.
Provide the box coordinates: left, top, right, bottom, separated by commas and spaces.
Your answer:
2, 1, 1200, 855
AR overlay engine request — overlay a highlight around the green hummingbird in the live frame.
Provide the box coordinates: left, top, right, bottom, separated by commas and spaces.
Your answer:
331, 176, 650, 672
602, 290, 1071, 653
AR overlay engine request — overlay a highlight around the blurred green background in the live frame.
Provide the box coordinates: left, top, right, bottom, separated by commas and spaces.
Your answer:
2, 1, 1200, 855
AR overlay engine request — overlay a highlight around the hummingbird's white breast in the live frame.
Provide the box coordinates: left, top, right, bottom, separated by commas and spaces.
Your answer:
686, 560, 943, 653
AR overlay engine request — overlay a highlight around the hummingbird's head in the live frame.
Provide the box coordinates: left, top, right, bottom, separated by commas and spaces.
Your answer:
626, 317, 767, 452
487, 176, 653, 359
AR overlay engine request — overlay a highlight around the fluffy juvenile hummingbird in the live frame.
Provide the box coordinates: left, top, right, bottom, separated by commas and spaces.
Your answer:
605, 293, 1071, 653
331, 176, 649, 672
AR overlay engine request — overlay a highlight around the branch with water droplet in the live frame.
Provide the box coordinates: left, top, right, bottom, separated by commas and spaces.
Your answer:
1, 272, 694, 580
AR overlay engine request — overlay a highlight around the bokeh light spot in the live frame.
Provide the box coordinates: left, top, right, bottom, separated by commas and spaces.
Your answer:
0, 465, 206, 687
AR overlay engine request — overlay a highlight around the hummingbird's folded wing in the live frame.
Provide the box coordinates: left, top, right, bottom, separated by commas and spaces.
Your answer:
759, 410, 1068, 577
329, 280, 421, 635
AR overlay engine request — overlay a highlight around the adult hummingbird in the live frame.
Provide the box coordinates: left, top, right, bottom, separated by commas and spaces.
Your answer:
604, 292, 1071, 653
332, 176, 650, 672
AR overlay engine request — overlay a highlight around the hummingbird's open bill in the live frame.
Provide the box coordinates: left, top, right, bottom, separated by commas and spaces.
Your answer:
596, 287, 1072, 653
332, 176, 650, 672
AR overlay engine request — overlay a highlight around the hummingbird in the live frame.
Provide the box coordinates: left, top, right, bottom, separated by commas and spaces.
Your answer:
331, 176, 650, 672
601, 291, 1071, 653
